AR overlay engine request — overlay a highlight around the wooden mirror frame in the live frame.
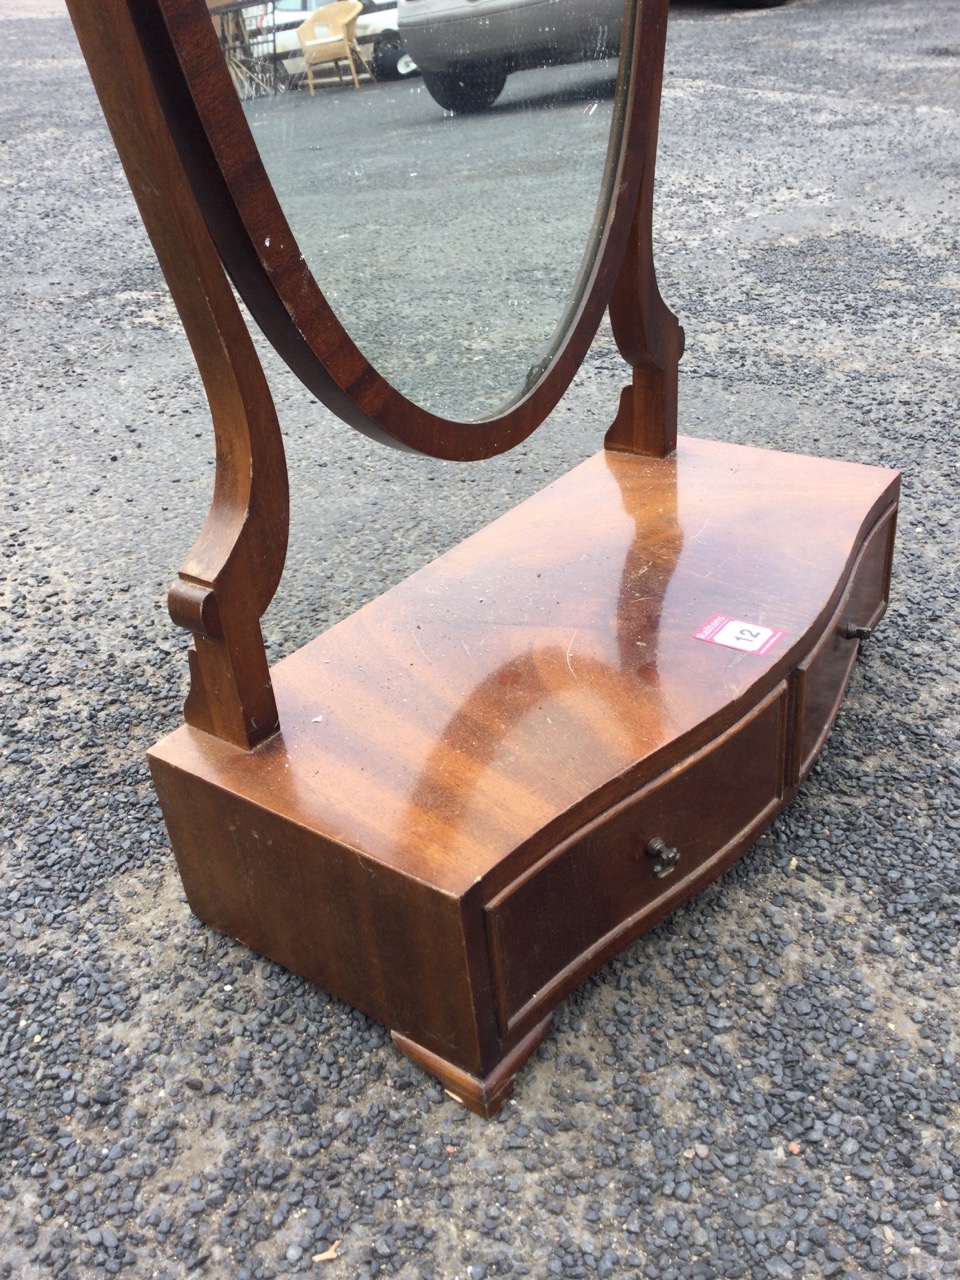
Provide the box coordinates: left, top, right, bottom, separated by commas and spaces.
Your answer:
104, 0, 681, 462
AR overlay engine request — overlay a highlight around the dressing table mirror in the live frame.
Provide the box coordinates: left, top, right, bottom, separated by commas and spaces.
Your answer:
67, 0, 899, 1115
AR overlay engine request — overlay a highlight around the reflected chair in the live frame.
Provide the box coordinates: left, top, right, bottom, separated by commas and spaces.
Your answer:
296, 2, 373, 93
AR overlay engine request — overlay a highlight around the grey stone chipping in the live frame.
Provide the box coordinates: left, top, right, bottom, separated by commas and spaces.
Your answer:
1, 1, 959, 1277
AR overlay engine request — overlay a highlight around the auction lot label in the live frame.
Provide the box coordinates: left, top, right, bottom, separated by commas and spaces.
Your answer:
694, 613, 786, 656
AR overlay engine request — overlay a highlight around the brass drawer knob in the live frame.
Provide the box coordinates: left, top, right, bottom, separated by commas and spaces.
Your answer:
646, 836, 681, 878
841, 622, 873, 641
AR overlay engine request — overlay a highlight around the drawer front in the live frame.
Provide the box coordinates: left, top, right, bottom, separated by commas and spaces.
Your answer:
485, 686, 788, 1033
793, 504, 896, 783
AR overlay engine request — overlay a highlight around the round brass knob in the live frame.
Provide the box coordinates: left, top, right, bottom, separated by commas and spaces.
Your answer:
645, 836, 681, 878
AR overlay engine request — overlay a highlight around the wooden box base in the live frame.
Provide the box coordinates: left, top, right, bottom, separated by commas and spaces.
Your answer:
149, 438, 899, 1114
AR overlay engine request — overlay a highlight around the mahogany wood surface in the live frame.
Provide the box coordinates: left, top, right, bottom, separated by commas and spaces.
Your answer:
485, 684, 789, 1031
149, 439, 899, 1110
65, 0, 288, 748
792, 514, 895, 783
605, 0, 685, 459
152, 439, 898, 892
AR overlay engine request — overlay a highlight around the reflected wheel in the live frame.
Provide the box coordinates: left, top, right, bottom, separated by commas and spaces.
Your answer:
421, 63, 507, 113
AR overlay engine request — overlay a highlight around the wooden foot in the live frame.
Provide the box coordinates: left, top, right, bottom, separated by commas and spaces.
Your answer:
392, 1017, 554, 1118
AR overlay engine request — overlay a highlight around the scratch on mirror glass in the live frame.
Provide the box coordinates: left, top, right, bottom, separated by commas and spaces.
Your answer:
566, 630, 579, 679
686, 520, 710, 545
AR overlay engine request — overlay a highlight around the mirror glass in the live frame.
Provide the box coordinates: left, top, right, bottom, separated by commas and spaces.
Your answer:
209, 0, 628, 421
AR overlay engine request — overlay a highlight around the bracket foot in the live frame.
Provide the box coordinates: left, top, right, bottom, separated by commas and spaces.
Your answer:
392, 1017, 553, 1118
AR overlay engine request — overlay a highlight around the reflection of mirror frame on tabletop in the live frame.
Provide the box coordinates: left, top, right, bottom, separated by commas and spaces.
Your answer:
67, 0, 900, 1114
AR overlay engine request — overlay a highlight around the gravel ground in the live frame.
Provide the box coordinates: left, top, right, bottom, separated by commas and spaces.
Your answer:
2, 1, 960, 1278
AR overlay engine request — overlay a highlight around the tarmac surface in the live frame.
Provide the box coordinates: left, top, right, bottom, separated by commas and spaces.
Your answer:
2, 1, 960, 1278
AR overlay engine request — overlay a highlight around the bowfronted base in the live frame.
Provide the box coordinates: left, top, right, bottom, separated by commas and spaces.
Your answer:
149, 439, 899, 1113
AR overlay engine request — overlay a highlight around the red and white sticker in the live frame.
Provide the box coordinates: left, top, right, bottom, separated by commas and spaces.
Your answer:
694, 613, 786, 656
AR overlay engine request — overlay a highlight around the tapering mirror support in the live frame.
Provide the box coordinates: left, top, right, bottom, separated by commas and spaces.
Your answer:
606, 0, 683, 459
66, 0, 287, 749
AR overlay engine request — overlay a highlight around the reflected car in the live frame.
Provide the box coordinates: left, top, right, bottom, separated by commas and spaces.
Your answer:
397, 0, 624, 113
399, 0, 792, 113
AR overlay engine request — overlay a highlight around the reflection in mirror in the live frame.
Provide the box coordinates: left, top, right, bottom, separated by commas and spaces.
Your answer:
213, 0, 629, 421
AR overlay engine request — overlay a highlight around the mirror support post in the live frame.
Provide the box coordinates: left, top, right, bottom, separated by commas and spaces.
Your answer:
66, 0, 289, 750
605, 0, 684, 459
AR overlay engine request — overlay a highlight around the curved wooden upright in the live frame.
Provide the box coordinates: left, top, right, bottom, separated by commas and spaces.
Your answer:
66, 0, 900, 1112
66, 0, 288, 749
606, 0, 684, 458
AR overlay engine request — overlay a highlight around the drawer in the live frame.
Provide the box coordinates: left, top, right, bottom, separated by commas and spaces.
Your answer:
792, 503, 896, 784
484, 685, 788, 1033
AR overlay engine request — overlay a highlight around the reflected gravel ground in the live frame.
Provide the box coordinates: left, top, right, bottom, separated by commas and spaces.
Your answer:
2, 1, 960, 1278
243, 59, 618, 421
